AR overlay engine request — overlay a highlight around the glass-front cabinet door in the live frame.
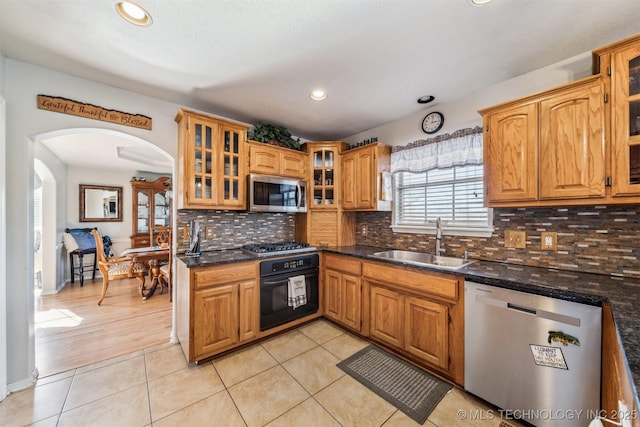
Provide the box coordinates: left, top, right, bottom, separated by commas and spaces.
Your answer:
189, 117, 217, 205
612, 43, 640, 196
220, 124, 245, 208
136, 190, 149, 233
311, 147, 336, 207
176, 109, 248, 209
154, 191, 170, 227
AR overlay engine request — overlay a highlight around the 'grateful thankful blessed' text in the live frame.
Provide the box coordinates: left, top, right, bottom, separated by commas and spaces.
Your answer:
37, 95, 152, 130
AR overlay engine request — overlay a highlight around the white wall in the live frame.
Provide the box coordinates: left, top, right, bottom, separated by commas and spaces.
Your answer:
66, 166, 153, 258
345, 51, 594, 146
4, 58, 182, 390
35, 142, 67, 294
0, 51, 8, 401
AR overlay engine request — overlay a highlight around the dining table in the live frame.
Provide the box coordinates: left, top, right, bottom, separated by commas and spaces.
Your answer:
121, 246, 170, 300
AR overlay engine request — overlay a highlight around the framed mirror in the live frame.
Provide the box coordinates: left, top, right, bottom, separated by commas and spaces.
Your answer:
79, 184, 123, 222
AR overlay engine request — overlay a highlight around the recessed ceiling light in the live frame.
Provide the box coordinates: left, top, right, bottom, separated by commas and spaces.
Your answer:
310, 89, 327, 101
469, 0, 492, 5
115, 1, 152, 26
417, 95, 435, 104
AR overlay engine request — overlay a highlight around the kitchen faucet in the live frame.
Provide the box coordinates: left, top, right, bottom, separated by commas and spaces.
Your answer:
435, 217, 443, 256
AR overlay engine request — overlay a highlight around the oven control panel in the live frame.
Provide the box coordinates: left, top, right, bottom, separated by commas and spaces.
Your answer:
260, 254, 319, 276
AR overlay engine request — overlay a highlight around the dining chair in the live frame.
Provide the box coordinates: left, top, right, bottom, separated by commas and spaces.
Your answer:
155, 228, 172, 301
90, 229, 147, 305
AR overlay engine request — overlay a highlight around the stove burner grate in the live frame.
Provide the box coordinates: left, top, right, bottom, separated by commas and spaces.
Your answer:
242, 241, 314, 255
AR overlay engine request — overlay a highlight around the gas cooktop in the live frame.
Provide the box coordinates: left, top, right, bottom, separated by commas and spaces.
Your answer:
241, 241, 317, 257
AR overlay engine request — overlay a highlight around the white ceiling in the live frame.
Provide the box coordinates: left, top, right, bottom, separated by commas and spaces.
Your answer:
2, 0, 640, 170
39, 132, 172, 174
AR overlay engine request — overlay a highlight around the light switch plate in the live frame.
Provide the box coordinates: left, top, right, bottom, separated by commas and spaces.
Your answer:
205, 226, 215, 239
505, 230, 526, 249
540, 232, 557, 250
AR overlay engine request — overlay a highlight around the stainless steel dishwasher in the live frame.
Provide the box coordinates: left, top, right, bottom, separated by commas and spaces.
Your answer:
465, 281, 601, 427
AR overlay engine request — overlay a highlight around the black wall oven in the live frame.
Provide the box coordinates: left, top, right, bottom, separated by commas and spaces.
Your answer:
259, 253, 319, 331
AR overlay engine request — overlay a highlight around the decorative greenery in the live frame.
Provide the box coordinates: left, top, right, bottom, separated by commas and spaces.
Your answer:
248, 122, 302, 151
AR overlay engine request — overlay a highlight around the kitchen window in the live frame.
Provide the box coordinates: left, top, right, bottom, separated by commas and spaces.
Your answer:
390, 127, 493, 237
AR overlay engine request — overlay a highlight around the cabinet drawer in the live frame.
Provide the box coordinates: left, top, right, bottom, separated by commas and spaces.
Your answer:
324, 253, 361, 275
363, 262, 459, 301
131, 236, 152, 248
194, 262, 256, 289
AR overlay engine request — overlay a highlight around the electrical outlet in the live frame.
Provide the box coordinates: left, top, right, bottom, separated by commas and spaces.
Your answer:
505, 230, 526, 249
361, 225, 368, 236
205, 226, 215, 239
540, 232, 557, 250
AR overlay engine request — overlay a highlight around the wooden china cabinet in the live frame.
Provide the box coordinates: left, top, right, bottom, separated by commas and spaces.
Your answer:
175, 108, 248, 210
295, 141, 355, 247
130, 177, 172, 248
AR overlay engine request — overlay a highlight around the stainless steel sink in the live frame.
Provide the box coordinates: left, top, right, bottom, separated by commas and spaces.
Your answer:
371, 250, 475, 270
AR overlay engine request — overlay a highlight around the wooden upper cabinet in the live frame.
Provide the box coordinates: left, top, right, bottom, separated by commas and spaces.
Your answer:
483, 102, 538, 203
609, 41, 640, 196
482, 75, 609, 206
296, 141, 356, 246
175, 109, 248, 209
341, 143, 392, 211
248, 141, 306, 179
539, 78, 606, 199
482, 34, 640, 207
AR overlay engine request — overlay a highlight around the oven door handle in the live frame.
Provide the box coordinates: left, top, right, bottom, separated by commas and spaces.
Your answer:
262, 279, 286, 286
261, 271, 318, 287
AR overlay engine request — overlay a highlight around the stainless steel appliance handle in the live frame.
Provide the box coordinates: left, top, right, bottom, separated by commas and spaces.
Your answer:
296, 183, 303, 208
476, 295, 581, 326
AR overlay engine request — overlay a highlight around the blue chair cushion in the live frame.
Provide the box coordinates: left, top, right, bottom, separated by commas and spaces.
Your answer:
68, 228, 96, 251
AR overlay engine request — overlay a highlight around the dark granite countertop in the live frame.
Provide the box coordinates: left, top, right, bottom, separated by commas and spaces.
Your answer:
177, 244, 640, 407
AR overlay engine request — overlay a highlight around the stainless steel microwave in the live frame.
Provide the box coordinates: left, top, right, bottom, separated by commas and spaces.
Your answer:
248, 174, 307, 213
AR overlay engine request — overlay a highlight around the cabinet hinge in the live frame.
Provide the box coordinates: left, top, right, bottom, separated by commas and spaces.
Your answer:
605, 176, 613, 187
604, 93, 609, 103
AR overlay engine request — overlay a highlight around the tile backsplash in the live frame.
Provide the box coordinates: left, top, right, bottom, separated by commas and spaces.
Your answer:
356, 205, 640, 278
177, 205, 640, 278
176, 210, 295, 252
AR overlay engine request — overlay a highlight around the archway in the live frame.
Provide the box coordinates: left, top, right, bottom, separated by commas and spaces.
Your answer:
34, 159, 57, 295
31, 127, 177, 376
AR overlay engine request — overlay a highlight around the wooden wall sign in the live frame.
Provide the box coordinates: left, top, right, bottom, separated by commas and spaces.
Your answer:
37, 95, 152, 130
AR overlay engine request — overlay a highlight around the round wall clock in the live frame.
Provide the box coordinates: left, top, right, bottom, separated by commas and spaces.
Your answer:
421, 111, 444, 134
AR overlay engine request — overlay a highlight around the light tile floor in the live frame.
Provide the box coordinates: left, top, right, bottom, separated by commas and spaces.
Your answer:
0, 319, 519, 427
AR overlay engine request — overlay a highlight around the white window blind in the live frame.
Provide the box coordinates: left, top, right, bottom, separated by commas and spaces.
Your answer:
390, 127, 493, 236
394, 165, 489, 230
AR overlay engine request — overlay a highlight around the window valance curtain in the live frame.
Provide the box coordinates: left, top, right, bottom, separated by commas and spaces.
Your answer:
390, 126, 483, 173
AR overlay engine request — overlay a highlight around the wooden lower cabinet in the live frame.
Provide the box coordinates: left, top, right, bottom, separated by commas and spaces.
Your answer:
369, 286, 404, 348
363, 260, 464, 385
369, 285, 449, 371
601, 302, 640, 427
194, 284, 239, 358
324, 253, 362, 332
176, 260, 259, 363
404, 296, 449, 370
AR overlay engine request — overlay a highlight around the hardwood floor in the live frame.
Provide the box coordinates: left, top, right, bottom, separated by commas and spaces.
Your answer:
35, 277, 172, 377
